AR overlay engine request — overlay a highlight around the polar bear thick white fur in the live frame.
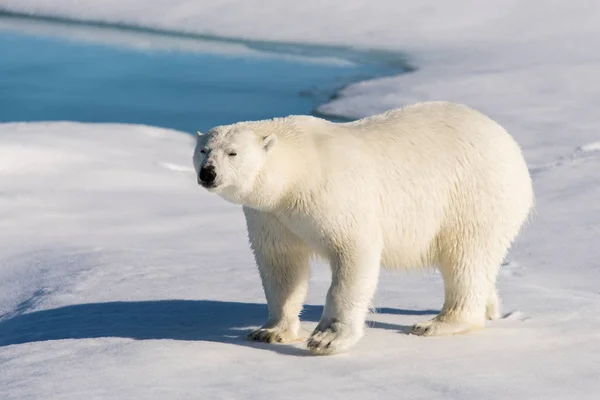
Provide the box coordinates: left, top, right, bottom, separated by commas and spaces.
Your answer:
193, 101, 534, 355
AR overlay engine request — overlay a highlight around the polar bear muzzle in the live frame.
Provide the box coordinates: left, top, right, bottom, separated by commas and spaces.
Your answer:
198, 165, 217, 188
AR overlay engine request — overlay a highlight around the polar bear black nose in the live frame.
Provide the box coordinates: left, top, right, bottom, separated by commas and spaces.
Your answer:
199, 165, 216, 185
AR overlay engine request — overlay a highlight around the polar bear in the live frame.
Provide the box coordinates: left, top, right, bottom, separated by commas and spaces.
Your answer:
193, 101, 534, 355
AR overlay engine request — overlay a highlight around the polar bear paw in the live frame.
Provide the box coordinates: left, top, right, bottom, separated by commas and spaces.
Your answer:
411, 318, 484, 336
247, 326, 298, 344
306, 320, 362, 355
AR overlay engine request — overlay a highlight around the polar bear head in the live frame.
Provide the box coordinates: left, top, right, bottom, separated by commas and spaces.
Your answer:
193, 124, 278, 207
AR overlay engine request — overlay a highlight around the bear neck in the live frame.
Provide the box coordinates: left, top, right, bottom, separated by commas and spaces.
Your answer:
244, 138, 319, 214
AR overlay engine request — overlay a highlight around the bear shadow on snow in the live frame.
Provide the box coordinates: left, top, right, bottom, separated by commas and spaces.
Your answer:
0, 300, 437, 355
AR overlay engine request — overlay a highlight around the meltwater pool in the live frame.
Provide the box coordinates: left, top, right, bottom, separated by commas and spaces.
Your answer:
0, 15, 403, 134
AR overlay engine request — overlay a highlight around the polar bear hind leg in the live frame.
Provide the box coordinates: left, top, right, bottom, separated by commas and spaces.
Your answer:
412, 231, 508, 336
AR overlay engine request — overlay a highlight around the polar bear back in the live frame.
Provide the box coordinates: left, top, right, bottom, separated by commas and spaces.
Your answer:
332, 102, 534, 268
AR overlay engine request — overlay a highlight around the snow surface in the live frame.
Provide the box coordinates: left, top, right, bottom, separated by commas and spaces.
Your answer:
1, 1, 600, 399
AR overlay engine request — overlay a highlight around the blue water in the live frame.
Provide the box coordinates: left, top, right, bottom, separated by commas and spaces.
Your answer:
0, 24, 392, 134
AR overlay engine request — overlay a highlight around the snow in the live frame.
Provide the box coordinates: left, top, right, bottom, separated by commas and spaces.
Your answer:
1, 1, 600, 399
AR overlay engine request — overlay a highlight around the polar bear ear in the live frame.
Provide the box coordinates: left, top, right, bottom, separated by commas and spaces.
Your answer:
262, 134, 277, 152
195, 131, 207, 147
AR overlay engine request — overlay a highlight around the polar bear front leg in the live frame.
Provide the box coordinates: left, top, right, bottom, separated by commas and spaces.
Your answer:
244, 207, 312, 344
307, 246, 381, 355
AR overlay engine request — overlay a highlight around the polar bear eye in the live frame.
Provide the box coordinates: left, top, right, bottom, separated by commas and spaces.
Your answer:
199, 148, 207, 154
228, 152, 237, 157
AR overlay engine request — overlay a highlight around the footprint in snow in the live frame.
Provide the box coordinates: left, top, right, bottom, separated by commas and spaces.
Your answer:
575, 141, 600, 154
501, 310, 531, 322
500, 260, 522, 277
529, 141, 600, 175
